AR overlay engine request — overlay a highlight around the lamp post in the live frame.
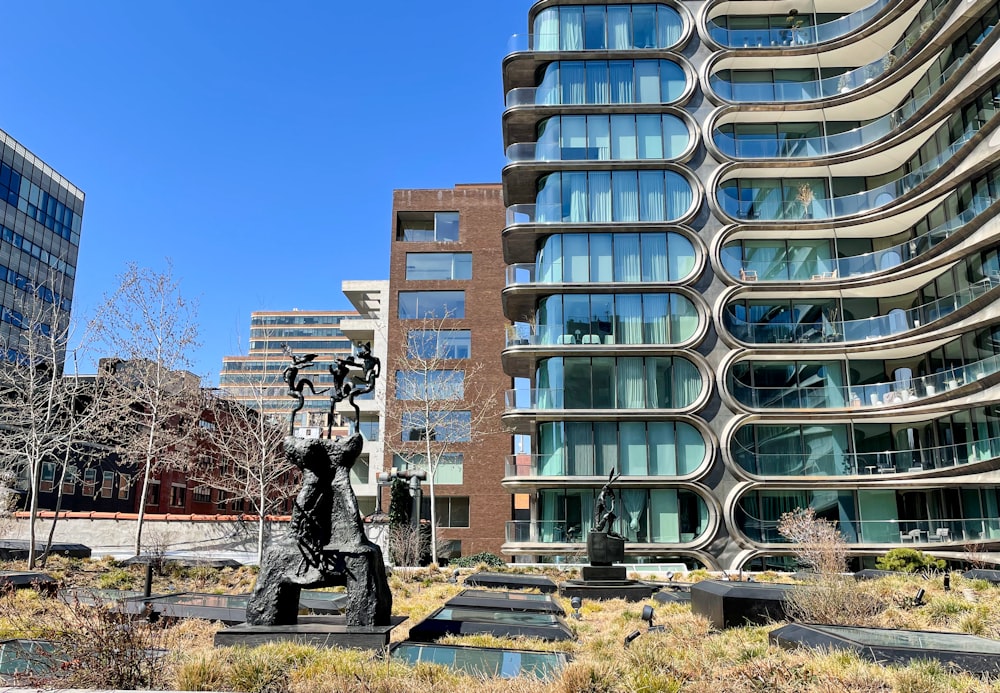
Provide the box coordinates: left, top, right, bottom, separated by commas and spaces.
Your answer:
380, 469, 427, 530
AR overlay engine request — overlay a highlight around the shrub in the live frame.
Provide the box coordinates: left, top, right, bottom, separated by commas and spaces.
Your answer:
876, 548, 946, 573
97, 567, 137, 590
777, 508, 847, 575
784, 576, 885, 626
450, 552, 505, 569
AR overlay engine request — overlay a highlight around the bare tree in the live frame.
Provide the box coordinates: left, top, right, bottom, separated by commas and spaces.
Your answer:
0, 277, 105, 567
90, 262, 201, 556
777, 506, 848, 575
193, 391, 293, 564
387, 314, 503, 565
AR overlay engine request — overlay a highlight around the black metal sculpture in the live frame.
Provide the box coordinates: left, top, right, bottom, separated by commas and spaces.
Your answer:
281, 345, 327, 435
594, 468, 624, 537
246, 435, 392, 627
325, 342, 381, 436
245, 344, 392, 629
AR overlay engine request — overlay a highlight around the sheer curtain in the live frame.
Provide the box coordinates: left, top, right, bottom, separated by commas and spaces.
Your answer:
539, 422, 565, 476
617, 356, 646, 408
566, 422, 594, 475
561, 62, 586, 105
669, 294, 699, 342
559, 8, 584, 50
538, 64, 560, 105
665, 171, 692, 220
536, 118, 560, 161
648, 422, 677, 475
657, 6, 682, 47
610, 61, 634, 103
588, 172, 611, 222
641, 233, 668, 281
666, 233, 696, 280
614, 235, 642, 283
620, 489, 648, 540
564, 172, 588, 222
535, 174, 561, 223
612, 171, 639, 221
643, 293, 669, 343
616, 294, 644, 345
533, 9, 559, 51
619, 422, 648, 475
536, 235, 562, 283
640, 171, 666, 221
608, 6, 631, 49
594, 423, 619, 476
668, 357, 701, 407
586, 61, 610, 104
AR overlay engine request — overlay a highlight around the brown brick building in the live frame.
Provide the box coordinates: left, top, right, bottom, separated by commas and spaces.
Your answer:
385, 184, 511, 558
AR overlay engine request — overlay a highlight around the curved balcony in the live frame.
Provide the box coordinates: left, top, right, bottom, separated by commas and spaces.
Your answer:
712, 57, 971, 159
724, 278, 997, 345
730, 352, 1000, 411
719, 124, 984, 222
741, 516, 999, 545
732, 434, 1000, 477
724, 196, 996, 283
508, 4, 685, 54
706, 0, 892, 48
506, 377, 703, 411
505, 59, 688, 109
709, 17, 930, 104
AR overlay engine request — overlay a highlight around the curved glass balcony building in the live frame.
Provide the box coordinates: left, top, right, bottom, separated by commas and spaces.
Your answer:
500, 0, 1000, 570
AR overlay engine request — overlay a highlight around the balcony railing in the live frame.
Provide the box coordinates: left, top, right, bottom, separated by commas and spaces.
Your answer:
709, 6, 944, 103
732, 434, 1000, 476
725, 278, 997, 345
731, 353, 1000, 410
706, 0, 892, 48
505, 519, 704, 544
714, 56, 975, 158
728, 195, 996, 282
742, 517, 1000, 544
720, 124, 984, 221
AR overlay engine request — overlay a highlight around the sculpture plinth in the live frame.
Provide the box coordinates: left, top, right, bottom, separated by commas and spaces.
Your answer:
216, 434, 400, 649
559, 469, 654, 602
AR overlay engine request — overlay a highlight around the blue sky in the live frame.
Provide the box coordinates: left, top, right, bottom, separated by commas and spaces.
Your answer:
1, 1, 533, 383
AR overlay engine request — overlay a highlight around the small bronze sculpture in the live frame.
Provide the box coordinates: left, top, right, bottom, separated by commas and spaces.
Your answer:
325, 342, 381, 435
594, 468, 624, 537
281, 345, 327, 435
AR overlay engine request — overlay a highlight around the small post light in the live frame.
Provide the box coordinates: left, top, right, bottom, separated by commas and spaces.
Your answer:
624, 630, 642, 647
944, 574, 951, 592
571, 596, 583, 620
914, 588, 926, 606
641, 604, 655, 628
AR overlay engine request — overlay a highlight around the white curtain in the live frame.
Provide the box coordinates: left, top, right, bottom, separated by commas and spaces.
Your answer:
616, 295, 644, 345
567, 422, 594, 476
608, 6, 631, 49
643, 293, 669, 343
614, 234, 642, 283
561, 62, 586, 105
669, 357, 701, 407
665, 171, 692, 220
657, 7, 681, 47
533, 9, 559, 51
640, 171, 666, 221
588, 172, 611, 222
621, 489, 648, 540
564, 172, 588, 222
649, 422, 677, 475
617, 356, 646, 407
586, 61, 610, 104
559, 8, 583, 50
612, 171, 639, 221
641, 233, 668, 282
610, 61, 634, 103
594, 423, 619, 476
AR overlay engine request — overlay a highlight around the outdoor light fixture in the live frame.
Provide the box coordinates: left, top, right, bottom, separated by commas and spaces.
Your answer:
944, 574, 951, 592
624, 630, 642, 647
571, 596, 583, 620
641, 604, 664, 633
914, 588, 926, 606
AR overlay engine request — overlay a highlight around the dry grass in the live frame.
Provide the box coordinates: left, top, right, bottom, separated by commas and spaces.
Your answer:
4, 560, 1000, 692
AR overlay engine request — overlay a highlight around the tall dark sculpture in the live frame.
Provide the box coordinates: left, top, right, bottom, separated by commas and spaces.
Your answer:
246, 435, 392, 626
245, 346, 392, 629
588, 468, 625, 566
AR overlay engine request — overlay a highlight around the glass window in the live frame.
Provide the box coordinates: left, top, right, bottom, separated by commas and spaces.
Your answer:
101, 471, 114, 499
398, 291, 465, 319
407, 330, 471, 359
394, 453, 464, 484
401, 411, 472, 442
395, 370, 465, 400
422, 496, 471, 528
398, 212, 459, 242
405, 253, 472, 280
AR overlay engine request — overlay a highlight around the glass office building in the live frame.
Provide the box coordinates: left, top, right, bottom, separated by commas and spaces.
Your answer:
501, 0, 1000, 569
0, 128, 83, 364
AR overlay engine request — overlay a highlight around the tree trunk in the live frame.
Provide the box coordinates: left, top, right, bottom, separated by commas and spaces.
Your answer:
40, 449, 72, 567
258, 463, 266, 565
134, 460, 153, 556
27, 459, 42, 570
425, 434, 438, 565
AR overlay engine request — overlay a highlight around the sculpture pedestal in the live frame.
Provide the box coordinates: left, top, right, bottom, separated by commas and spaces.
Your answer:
559, 531, 654, 602
215, 615, 406, 651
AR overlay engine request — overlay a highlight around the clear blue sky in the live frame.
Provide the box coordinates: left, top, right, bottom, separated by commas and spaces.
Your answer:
1, 1, 533, 383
